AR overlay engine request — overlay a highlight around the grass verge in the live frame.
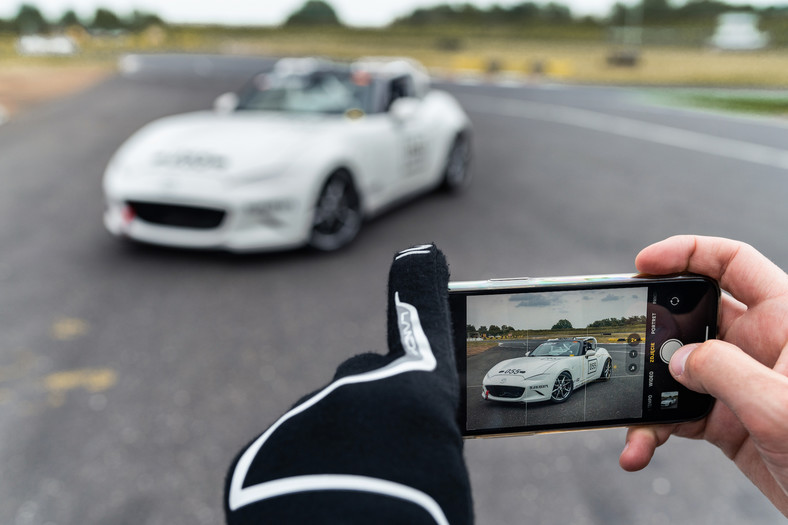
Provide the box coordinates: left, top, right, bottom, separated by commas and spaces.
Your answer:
663, 89, 788, 116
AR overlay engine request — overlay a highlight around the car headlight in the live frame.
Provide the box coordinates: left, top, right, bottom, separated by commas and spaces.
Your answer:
226, 161, 295, 186
227, 171, 283, 186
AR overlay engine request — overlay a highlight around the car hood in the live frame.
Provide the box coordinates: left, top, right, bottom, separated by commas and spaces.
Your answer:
112, 111, 342, 179
487, 356, 562, 378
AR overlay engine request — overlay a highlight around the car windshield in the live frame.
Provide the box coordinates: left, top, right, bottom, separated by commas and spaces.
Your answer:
236, 70, 374, 115
531, 341, 580, 357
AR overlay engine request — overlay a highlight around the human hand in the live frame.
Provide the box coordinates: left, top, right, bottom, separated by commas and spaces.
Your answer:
619, 235, 788, 516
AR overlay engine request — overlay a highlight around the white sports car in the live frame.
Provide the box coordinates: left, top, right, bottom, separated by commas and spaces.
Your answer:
482, 337, 613, 404
102, 57, 472, 252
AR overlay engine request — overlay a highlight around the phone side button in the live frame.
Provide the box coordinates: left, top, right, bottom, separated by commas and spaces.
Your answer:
660, 339, 683, 364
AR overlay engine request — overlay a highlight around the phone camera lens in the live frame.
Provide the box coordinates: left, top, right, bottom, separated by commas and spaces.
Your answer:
628, 349, 638, 359
628, 363, 638, 373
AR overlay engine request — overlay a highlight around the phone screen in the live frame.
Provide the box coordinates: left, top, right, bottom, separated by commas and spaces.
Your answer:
450, 276, 718, 437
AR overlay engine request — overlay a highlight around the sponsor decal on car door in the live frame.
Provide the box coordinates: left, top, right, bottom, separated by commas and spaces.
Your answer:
403, 133, 427, 178
585, 355, 598, 381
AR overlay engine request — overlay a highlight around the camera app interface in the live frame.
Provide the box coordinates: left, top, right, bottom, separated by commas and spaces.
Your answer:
465, 287, 648, 432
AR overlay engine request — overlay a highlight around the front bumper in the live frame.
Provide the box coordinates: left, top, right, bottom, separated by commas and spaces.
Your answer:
482, 375, 553, 403
104, 187, 312, 252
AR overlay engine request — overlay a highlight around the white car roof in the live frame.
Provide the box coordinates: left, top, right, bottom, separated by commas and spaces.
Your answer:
273, 57, 337, 75
271, 56, 430, 98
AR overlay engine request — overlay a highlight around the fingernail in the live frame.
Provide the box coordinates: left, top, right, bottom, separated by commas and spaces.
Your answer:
670, 344, 698, 377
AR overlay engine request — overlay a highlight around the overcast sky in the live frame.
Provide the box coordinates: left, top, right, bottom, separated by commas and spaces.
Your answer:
2, 0, 785, 26
466, 288, 648, 331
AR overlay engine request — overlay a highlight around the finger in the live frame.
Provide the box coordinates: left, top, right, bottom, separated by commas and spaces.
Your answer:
332, 244, 454, 383
776, 347, 788, 378
636, 235, 788, 307
332, 244, 452, 381
387, 244, 453, 366
670, 340, 788, 441
619, 425, 675, 472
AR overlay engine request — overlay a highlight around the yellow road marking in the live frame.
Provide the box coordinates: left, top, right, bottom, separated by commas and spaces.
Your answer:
43, 368, 116, 393
42, 368, 117, 407
50, 318, 89, 341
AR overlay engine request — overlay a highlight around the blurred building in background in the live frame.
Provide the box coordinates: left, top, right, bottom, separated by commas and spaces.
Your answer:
710, 12, 769, 50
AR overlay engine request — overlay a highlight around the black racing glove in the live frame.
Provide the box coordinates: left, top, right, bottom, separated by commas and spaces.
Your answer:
225, 244, 472, 524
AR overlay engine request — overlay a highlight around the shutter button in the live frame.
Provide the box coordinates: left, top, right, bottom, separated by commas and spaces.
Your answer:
660, 339, 683, 364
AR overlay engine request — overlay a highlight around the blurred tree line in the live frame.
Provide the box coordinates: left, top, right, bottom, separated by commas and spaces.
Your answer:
610, 0, 788, 26
0, 3, 163, 34
586, 315, 647, 328
394, 2, 577, 26
2, 0, 786, 35
393, 0, 788, 27
467, 315, 646, 337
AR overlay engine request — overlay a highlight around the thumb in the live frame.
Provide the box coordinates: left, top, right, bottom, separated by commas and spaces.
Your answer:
670, 340, 788, 433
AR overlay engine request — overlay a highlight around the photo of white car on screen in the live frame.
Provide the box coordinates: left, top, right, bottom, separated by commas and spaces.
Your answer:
482, 337, 612, 404
465, 288, 647, 431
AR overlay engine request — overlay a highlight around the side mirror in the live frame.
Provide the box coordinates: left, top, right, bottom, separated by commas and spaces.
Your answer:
214, 92, 239, 114
586, 349, 597, 357
389, 97, 420, 122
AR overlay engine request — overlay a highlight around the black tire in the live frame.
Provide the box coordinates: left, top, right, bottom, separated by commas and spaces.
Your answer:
308, 170, 362, 252
599, 359, 613, 382
441, 132, 471, 192
551, 371, 574, 403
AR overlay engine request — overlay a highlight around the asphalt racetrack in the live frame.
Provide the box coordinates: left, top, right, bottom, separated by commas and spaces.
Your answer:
2, 54, 787, 524
466, 342, 643, 431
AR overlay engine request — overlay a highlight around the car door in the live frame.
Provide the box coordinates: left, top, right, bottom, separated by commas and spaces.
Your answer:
582, 340, 599, 383
346, 110, 402, 213
384, 75, 434, 198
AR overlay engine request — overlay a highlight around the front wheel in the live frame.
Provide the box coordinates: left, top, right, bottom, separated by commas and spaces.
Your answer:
551, 371, 574, 403
441, 132, 471, 192
308, 171, 362, 252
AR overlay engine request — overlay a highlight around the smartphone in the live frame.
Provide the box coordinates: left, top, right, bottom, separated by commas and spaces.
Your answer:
448, 273, 720, 438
